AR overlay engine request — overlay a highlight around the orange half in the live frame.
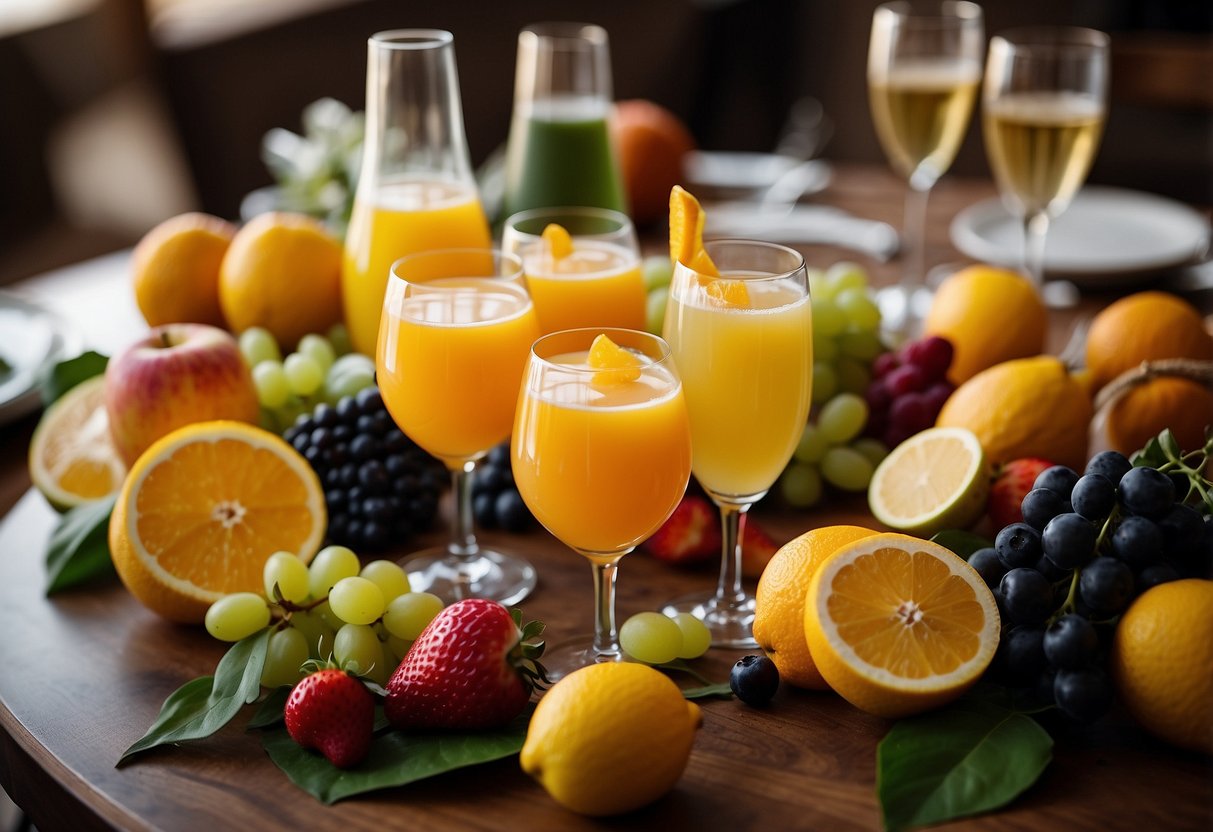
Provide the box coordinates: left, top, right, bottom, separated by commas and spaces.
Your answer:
28, 376, 127, 511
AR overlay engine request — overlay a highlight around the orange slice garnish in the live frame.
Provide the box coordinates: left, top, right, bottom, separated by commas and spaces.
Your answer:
704, 279, 750, 307
668, 186, 719, 276
587, 333, 643, 386
542, 223, 574, 261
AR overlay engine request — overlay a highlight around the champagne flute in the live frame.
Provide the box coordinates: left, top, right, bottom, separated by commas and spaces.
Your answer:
377, 249, 540, 605
983, 27, 1109, 300
661, 241, 812, 648
502, 206, 645, 335
868, 1, 984, 338
512, 328, 691, 679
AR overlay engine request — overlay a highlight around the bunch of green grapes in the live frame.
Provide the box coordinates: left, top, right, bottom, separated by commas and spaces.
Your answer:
203, 545, 446, 688
807, 262, 884, 406
781, 393, 891, 508
618, 611, 711, 664
238, 324, 377, 433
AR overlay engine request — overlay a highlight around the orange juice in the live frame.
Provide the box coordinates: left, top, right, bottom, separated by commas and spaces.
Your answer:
343, 179, 491, 356
378, 278, 539, 463
512, 351, 691, 555
520, 240, 646, 334
663, 275, 812, 498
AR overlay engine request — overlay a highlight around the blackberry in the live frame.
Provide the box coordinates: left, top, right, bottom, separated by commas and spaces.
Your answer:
286, 387, 446, 551
472, 442, 537, 533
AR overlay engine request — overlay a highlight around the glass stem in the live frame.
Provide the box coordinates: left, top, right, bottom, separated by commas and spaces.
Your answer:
901, 181, 931, 295
447, 459, 479, 561
715, 501, 752, 607
1023, 211, 1050, 290
590, 557, 622, 660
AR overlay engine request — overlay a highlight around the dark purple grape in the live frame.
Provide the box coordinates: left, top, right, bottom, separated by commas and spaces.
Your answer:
494, 490, 534, 533
1078, 557, 1135, 615
487, 443, 511, 468
968, 547, 1006, 589
350, 433, 375, 461
1000, 625, 1047, 685
1034, 466, 1079, 499
1158, 503, 1204, 557
1118, 467, 1175, 520
1041, 513, 1097, 570
355, 385, 382, 414
1036, 555, 1072, 584
999, 568, 1055, 625
473, 464, 508, 496
335, 395, 359, 421
1021, 487, 1069, 531
1110, 516, 1163, 572
996, 523, 1043, 569
312, 402, 338, 427
473, 492, 498, 528
1137, 562, 1181, 593
1084, 451, 1132, 485
1054, 667, 1113, 723
1043, 614, 1099, 669
1070, 474, 1116, 521
730, 655, 780, 706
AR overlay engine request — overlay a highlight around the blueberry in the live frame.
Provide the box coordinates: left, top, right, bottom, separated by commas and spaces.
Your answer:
1137, 562, 1181, 593
494, 490, 533, 533
999, 568, 1055, 625
1078, 557, 1135, 615
1118, 467, 1175, 519
325, 489, 348, 513
967, 547, 1006, 589
1158, 503, 1205, 557
382, 430, 407, 452
370, 409, 394, 436
1021, 487, 1069, 531
1054, 667, 1113, 723
350, 433, 376, 461
1084, 451, 1132, 485
355, 385, 383, 414
312, 402, 338, 427
339, 462, 359, 488
999, 625, 1047, 685
1110, 515, 1163, 572
292, 431, 311, 453
487, 442, 511, 468
1043, 614, 1099, 669
1070, 473, 1116, 521
1034, 466, 1080, 499
358, 459, 389, 492
730, 655, 780, 706
361, 520, 390, 548
1041, 513, 1097, 570
995, 523, 1043, 569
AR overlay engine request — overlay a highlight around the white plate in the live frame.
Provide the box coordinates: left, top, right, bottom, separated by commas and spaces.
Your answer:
684, 151, 831, 197
0, 292, 82, 426
950, 186, 1211, 281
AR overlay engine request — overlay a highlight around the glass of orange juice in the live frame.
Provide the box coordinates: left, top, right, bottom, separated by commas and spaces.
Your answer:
512, 328, 691, 678
502, 207, 646, 335
377, 248, 541, 604
662, 240, 813, 647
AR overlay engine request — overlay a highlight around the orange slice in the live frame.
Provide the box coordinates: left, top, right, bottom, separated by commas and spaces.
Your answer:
28, 376, 127, 511
668, 186, 719, 276
704, 279, 750, 307
804, 533, 1000, 718
109, 420, 326, 623
587, 333, 642, 386
542, 223, 574, 260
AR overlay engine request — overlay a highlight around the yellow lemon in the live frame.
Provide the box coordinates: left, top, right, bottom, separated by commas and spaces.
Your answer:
752, 525, 879, 690
520, 662, 701, 816
868, 427, 989, 537
1111, 579, 1213, 754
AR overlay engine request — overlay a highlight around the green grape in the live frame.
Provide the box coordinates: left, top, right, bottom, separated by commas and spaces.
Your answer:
838, 330, 883, 362
385, 633, 412, 662
835, 357, 872, 396
297, 333, 336, 374
261, 626, 309, 688
239, 326, 281, 367
794, 423, 830, 464
283, 353, 324, 397
252, 360, 290, 410
818, 393, 868, 444
781, 462, 823, 508
646, 286, 670, 336
308, 545, 361, 598
334, 623, 388, 682
310, 600, 345, 636
834, 287, 881, 331
811, 362, 838, 404
812, 329, 838, 363
382, 591, 445, 640
360, 560, 411, 603
811, 298, 846, 338
807, 270, 833, 302
205, 592, 271, 642
672, 612, 711, 659
825, 261, 868, 295
263, 550, 311, 604
821, 446, 875, 492
328, 576, 386, 625
619, 612, 683, 665
324, 353, 376, 403
291, 610, 335, 658
326, 322, 353, 357
642, 255, 674, 291
851, 437, 890, 468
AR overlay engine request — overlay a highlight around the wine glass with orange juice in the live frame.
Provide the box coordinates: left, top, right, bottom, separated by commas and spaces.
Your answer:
377, 248, 540, 604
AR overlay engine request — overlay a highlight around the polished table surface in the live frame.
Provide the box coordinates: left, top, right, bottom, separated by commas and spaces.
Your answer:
1, 165, 1210, 831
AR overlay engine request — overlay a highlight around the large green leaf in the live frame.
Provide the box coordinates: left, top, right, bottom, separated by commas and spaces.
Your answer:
40, 351, 108, 406
877, 693, 1053, 831
262, 705, 533, 804
45, 495, 116, 594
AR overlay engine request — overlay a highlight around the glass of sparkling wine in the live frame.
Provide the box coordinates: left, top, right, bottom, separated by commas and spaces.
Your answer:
867, 1, 984, 338
661, 241, 813, 648
983, 27, 1109, 297
512, 328, 692, 679
377, 249, 541, 605
502, 207, 645, 335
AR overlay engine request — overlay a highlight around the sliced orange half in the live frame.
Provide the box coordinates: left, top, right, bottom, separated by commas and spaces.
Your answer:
541, 223, 574, 260
804, 533, 1000, 718
587, 333, 642, 386
109, 420, 326, 623
29, 376, 127, 511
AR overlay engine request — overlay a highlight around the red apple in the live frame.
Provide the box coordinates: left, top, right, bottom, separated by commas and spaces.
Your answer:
105, 323, 260, 465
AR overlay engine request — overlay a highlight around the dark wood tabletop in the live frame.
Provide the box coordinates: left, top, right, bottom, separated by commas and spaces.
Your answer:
1, 165, 1210, 831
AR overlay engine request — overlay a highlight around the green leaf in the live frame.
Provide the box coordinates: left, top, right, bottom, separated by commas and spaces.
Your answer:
681, 682, 734, 700
40, 351, 108, 406
248, 687, 292, 729
45, 495, 117, 594
930, 530, 993, 560
119, 629, 271, 764
1157, 430, 1182, 462
877, 695, 1053, 832
1131, 435, 1167, 468
262, 704, 533, 804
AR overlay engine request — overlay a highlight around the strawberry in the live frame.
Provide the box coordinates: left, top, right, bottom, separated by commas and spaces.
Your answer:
284, 666, 376, 768
643, 495, 721, 565
740, 518, 781, 579
989, 458, 1056, 530
384, 599, 546, 731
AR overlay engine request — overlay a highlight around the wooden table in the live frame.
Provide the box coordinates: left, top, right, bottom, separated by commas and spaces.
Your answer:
1, 166, 1210, 831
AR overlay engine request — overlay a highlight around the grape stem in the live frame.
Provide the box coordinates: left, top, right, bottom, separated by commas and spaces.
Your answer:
1051, 507, 1119, 624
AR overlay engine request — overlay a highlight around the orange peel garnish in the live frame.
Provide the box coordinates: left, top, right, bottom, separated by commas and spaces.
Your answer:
587, 333, 643, 386
542, 223, 574, 260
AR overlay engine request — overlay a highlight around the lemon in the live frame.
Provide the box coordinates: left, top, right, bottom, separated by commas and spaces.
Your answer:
1111, 579, 1213, 754
28, 376, 127, 511
868, 427, 988, 537
520, 662, 701, 816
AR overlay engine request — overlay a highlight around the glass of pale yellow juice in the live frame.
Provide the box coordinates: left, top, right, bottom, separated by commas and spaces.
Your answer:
502, 207, 646, 335
377, 249, 540, 604
662, 240, 813, 648
512, 328, 691, 678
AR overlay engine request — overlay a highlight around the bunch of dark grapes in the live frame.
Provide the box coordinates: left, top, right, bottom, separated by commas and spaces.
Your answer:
864, 335, 956, 450
472, 443, 536, 533
285, 387, 446, 551
969, 448, 1212, 724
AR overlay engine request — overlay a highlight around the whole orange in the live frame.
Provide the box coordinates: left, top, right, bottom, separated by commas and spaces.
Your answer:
219, 212, 344, 349
1104, 376, 1213, 456
611, 100, 695, 227
1086, 291, 1213, 390
132, 212, 236, 328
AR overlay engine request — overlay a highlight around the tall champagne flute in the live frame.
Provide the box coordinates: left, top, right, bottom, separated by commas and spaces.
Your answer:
662, 241, 812, 648
377, 249, 540, 605
868, 1, 984, 338
983, 27, 1109, 296
512, 328, 691, 679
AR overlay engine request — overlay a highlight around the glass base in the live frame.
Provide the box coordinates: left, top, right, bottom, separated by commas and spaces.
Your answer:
539, 634, 625, 683
662, 590, 758, 649
875, 284, 933, 345
400, 546, 536, 607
